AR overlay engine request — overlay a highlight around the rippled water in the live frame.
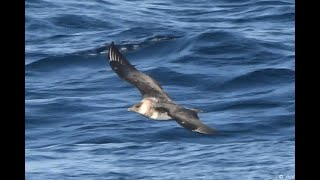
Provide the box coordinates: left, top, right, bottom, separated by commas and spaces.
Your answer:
26, 0, 295, 179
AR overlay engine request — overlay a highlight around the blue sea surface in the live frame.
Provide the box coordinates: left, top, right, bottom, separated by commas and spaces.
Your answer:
25, 0, 295, 179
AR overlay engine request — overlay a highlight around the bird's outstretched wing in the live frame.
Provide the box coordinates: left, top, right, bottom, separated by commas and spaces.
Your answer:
154, 102, 216, 135
108, 42, 172, 101
173, 109, 216, 134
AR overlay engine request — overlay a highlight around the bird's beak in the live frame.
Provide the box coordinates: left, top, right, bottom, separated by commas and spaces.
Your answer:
127, 107, 133, 111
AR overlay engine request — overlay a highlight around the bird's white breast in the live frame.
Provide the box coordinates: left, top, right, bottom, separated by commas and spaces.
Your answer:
137, 98, 171, 120
149, 111, 171, 120
138, 102, 150, 115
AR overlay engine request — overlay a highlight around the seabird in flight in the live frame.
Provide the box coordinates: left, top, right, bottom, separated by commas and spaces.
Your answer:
107, 42, 216, 134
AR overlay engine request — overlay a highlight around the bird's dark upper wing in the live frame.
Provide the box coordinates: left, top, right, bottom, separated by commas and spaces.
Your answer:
154, 103, 216, 135
108, 42, 172, 101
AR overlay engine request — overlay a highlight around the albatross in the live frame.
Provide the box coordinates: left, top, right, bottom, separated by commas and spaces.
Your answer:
107, 42, 216, 134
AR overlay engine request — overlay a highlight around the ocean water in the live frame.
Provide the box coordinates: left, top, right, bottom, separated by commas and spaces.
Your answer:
25, 0, 295, 179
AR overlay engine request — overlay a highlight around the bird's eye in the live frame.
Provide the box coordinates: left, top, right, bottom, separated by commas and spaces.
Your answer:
135, 103, 142, 108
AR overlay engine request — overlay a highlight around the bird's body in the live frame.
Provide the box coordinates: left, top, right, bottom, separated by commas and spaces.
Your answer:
107, 42, 216, 134
128, 97, 171, 120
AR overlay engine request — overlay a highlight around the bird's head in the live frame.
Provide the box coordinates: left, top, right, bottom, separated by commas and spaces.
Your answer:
127, 102, 143, 113
127, 99, 153, 115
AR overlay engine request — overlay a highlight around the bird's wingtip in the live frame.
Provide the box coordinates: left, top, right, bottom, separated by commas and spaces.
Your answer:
194, 126, 217, 135
109, 41, 115, 49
